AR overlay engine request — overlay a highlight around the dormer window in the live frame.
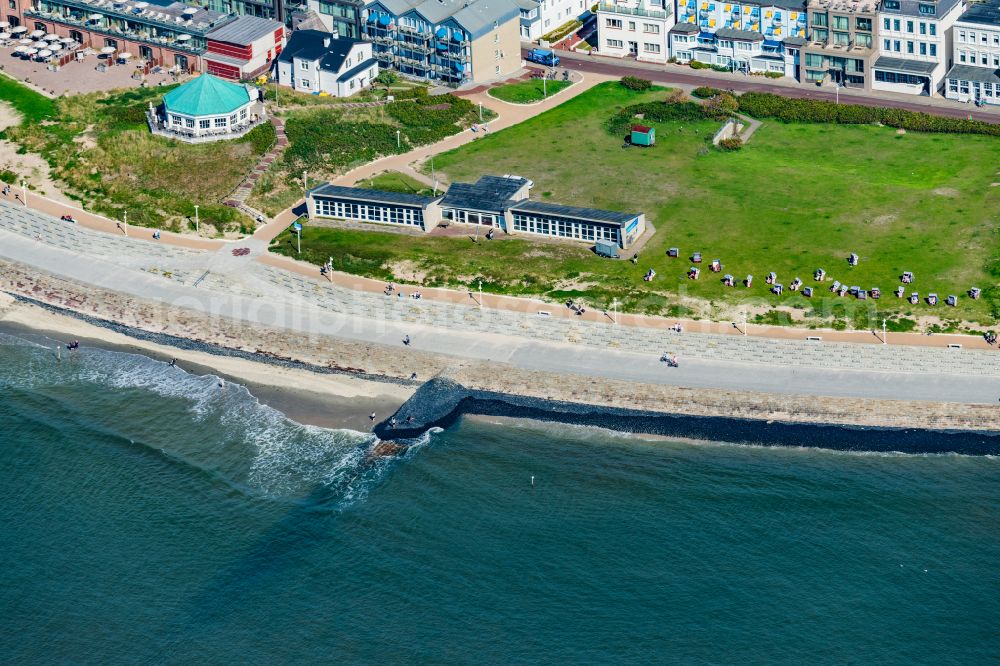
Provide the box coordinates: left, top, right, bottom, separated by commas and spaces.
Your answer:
917, 3, 935, 15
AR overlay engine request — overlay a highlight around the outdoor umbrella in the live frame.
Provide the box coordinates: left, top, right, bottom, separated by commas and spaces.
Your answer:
13, 45, 26, 53
118, 52, 132, 59
0, 21, 9, 28
24, 48, 37, 56
43, 33, 58, 39
29, 29, 44, 38
18, 38, 32, 45
0, 33, 11, 40
60, 36, 74, 43
11, 26, 27, 34
100, 46, 116, 54
176, 34, 191, 41
37, 49, 52, 58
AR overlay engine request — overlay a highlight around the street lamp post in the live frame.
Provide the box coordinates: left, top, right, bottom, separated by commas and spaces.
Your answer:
21, 179, 26, 207
123, 210, 128, 236
883, 318, 887, 345
478, 279, 483, 310
478, 102, 483, 122
396, 129, 401, 148
302, 169, 308, 199
194, 204, 199, 234
612, 298, 618, 325
836, 83, 840, 105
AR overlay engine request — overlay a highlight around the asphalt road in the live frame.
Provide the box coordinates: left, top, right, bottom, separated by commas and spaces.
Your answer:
526, 48, 1000, 124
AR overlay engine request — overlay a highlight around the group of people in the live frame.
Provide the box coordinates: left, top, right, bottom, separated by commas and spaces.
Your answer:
470, 124, 490, 135
986, 332, 998, 345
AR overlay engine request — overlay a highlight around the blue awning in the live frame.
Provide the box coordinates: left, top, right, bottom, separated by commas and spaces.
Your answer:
435, 26, 448, 38
763, 39, 782, 48
378, 14, 391, 26
698, 31, 715, 41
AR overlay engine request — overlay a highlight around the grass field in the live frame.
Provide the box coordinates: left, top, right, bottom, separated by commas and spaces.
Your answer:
355, 170, 435, 196
271, 80, 996, 330
249, 93, 490, 216
2, 83, 272, 233
0, 74, 56, 122
487, 79, 573, 104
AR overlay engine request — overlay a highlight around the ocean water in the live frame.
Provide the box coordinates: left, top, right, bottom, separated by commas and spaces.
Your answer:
1, 330, 998, 664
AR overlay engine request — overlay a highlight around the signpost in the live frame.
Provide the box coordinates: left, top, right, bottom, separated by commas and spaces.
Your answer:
293, 221, 302, 254
194, 204, 199, 233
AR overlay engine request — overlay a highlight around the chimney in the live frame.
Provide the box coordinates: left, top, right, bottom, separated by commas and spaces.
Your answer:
324, 36, 331, 47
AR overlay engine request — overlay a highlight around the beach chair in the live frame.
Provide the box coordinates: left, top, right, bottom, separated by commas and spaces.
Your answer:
723, 274, 734, 287
802, 286, 813, 297
790, 278, 802, 291
830, 280, 841, 292
909, 292, 919, 305
858, 290, 867, 300
667, 247, 679, 258
766, 271, 776, 285
838, 286, 848, 297
927, 293, 938, 306
848, 253, 858, 266
692, 252, 702, 263
814, 268, 825, 281
902, 271, 914, 284
946, 295, 957, 307
871, 287, 880, 299
744, 275, 753, 288
895, 286, 905, 298
688, 267, 700, 280
969, 287, 981, 299
772, 283, 783, 295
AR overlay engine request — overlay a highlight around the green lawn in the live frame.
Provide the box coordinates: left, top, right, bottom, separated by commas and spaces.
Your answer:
271, 82, 1000, 330
487, 79, 573, 104
3, 84, 272, 233
355, 170, 436, 196
249, 92, 490, 215
0, 74, 56, 122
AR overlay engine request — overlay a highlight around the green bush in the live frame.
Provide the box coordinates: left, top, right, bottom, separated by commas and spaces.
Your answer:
717, 136, 743, 151
375, 70, 399, 85
239, 121, 276, 154
689, 60, 709, 70
737, 92, 1000, 136
764, 71, 783, 79
692, 86, 726, 98
703, 92, 739, 116
604, 96, 717, 135
620, 75, 652, 91
0, 169, 17, 184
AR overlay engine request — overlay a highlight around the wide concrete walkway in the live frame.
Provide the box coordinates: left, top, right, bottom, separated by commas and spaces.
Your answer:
2, 204, 999, 406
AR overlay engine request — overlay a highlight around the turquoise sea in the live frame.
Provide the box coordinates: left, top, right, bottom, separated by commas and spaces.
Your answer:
1, 330, 998, 664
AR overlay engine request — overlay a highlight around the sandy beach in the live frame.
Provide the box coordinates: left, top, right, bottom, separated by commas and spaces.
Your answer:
0, 293, 413, 431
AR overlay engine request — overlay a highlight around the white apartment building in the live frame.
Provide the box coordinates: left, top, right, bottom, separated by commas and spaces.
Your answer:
669, 0, 807, 77
596, 0, 674, 62
873, 0, 965, 95
276, 30, 378, 97
944, 0, 1000, 103
518, 0, 591, 40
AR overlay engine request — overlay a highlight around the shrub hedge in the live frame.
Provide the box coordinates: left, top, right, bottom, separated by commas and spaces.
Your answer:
691, 86, 726, 99
604, 97, 725, 135
717, 137, 743, 151
737, 92, 1000, 136
620, 75, 653, 91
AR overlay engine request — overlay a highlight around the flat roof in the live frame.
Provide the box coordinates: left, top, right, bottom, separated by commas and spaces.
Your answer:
440, 175, 528, 213
945, 64, 1000, 84
670, 22, 701, 33
206, 15, 281, 45
310, 183, 438, 207
715, 27, 764, 41
510, 200, 638, 227
874, 56, 937, 75
958, 0, 1000, 26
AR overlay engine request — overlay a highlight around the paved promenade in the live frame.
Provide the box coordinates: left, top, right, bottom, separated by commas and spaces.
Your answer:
2, 203, 999, 408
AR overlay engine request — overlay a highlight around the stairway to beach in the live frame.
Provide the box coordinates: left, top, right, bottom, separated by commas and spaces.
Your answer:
225, 115, 289, 222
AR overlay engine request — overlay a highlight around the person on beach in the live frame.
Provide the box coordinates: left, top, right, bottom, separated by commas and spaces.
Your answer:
403, 335, 411, 346
410, 372, 417, 380
369, 412, 376, 421
169, 359, 176, 367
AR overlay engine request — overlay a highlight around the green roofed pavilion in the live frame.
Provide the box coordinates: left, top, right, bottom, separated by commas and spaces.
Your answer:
163, 74, 253, 117
153, 74, 264, 143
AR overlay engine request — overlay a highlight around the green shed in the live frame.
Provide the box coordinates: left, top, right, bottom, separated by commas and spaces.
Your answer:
631, 124, 655, 146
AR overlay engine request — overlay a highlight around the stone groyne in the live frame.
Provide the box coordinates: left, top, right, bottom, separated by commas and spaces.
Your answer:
2, 258, 999, 439
377, 377, 1000, 455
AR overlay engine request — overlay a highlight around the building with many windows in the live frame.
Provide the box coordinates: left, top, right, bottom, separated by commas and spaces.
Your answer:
305, 0, 365, 37
873, 0, 963, 95
669, 0, 806, 76
308, 175, 647, 248
276, 30, 377, 95
14, 0, 283, 76
361, 0, 521, 85
801, 0, 879, 89
944, 0, 1000, 103
518, 0, 590, 40
597, 0, 674, 62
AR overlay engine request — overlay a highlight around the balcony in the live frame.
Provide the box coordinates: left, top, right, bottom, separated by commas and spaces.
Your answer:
33, 0, 228, 35
396, 24, 431, 38
597, 2, 671, 20
25, 8, 205, 53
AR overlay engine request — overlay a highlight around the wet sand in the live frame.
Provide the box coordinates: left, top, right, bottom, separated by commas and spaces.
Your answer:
0, 298, 413, 431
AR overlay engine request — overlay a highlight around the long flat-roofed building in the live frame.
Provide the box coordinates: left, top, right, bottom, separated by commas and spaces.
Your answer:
308, 175, 646, 249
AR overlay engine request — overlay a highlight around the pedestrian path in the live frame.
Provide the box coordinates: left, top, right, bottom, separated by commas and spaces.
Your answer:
247, 262, 1000, 377
224, 114, 289, 221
